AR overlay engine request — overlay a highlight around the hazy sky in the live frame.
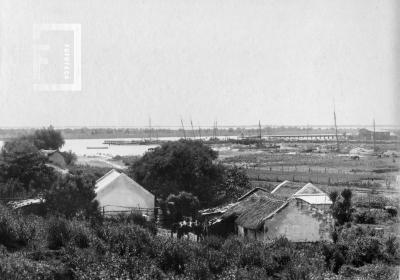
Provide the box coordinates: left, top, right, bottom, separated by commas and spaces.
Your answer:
0, 0, 399, 127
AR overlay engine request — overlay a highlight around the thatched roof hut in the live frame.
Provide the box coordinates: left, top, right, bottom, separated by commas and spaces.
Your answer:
222, 192, 286, 230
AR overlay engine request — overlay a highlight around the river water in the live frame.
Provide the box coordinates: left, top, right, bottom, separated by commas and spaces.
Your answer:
0, 136, 236, 157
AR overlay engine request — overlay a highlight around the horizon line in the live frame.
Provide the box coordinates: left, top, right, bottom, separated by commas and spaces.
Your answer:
0, 124, 399, 129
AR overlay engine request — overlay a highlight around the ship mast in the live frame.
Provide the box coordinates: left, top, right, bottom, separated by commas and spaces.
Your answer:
149, 117, 152, 142
373, 119, 376, 152
190, 119, 196, 139
180, 117, 187, 140
333, 102, 339, 152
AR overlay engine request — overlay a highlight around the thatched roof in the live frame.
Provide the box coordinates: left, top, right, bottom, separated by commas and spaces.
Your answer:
238, 187, 269, 201
199, 203, 236, 216
222, 192, 286, 230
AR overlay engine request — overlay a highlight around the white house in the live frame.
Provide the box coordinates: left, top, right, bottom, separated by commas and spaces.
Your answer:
94, 169, 155, 217
271, 181, 332, 210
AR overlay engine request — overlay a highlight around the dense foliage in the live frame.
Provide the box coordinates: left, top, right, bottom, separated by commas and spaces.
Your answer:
330, 189, 353, 225
129, 140, 250, 207
30, 126, 65, 150
165, 191, 200, 222
43, 173, 100, 220
0, 138, 56, 196
0, 204, 398, 280
129, 140, 223, 205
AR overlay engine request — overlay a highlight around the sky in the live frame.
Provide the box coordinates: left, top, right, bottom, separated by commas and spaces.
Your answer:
0, 0, 399, 128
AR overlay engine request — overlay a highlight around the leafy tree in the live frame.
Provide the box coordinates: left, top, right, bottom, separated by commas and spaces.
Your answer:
329, 191, 339, 204
129, 140, 224, 206
61, 150, 77, 165
31, 126, 65, 150
331, 189, 353, 225
44, 173, 100, 219
166, 191, 200, 222
0, 138, 56, 195
216, 166, 251, 203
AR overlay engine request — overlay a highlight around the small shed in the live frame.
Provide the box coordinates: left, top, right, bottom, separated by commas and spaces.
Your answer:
94, 169, 155, 218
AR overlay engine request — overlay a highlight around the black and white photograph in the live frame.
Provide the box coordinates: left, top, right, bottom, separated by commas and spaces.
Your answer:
0, 0, 399, 279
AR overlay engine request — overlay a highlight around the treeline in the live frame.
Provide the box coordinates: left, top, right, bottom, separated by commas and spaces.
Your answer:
0, 126, 352, 140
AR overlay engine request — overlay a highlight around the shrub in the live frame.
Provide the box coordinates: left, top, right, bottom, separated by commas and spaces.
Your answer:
321, 244, 345, 274
99, 223, 154, 257
201, 235, 224, 250
47, 217, 71, 250
346, 236, 382, 266
221, 236, 244, 263
386, 207, 397, 217
185, 258, 212, 280
239, 242, 264, 267
384, 235, 399, 261
70, 220, 93, 249
0, 205, 37, 249
106, 212, 157, 235
358, 262, 400, 280
157, 238, 191, 274
353, 210, 376, 224
0, 251, 69, 279
206, 249, 228, 274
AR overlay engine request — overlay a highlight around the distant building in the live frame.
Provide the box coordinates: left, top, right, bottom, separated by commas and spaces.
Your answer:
349, 147, 374, 156
40, 149, 67, 168
94, 169, 155, 218
358, 129, 390, 141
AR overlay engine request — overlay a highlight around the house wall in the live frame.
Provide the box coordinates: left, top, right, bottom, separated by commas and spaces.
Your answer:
262, 200, 332, 242
96, 175, 155, 217
296, 199, 330, 211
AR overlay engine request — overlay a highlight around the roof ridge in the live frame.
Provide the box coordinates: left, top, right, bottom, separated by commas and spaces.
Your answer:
238, 187, 269, 201
293, 182, 325, 196
270, 180, 290, 194
96, 169, 120, 183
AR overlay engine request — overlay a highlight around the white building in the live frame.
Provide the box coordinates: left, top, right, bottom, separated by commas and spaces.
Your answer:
94, 169, 155, 217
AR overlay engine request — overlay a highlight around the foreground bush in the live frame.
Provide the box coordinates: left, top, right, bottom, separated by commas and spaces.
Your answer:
0, 205, 37, 249
0, 205, 399, 280
47, 217, 96, 250
0, 252, 68, 280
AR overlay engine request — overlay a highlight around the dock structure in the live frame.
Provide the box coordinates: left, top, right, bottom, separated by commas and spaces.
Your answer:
103, 139, 163, 145
264, 133, 342, 141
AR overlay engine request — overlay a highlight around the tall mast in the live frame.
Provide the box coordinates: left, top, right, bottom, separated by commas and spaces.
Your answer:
333, 103, 339, 152
180, 117, 187, 140
373, 119, 376, 152
258, 120, 262, 140
212, 121, 216, 139
149, 117, 152, 141
190, 119, 196, 139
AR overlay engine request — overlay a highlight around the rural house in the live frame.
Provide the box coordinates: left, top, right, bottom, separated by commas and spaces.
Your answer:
40, 149, 67, 168
94, 169, 155, 218
202, 183, 333, 242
